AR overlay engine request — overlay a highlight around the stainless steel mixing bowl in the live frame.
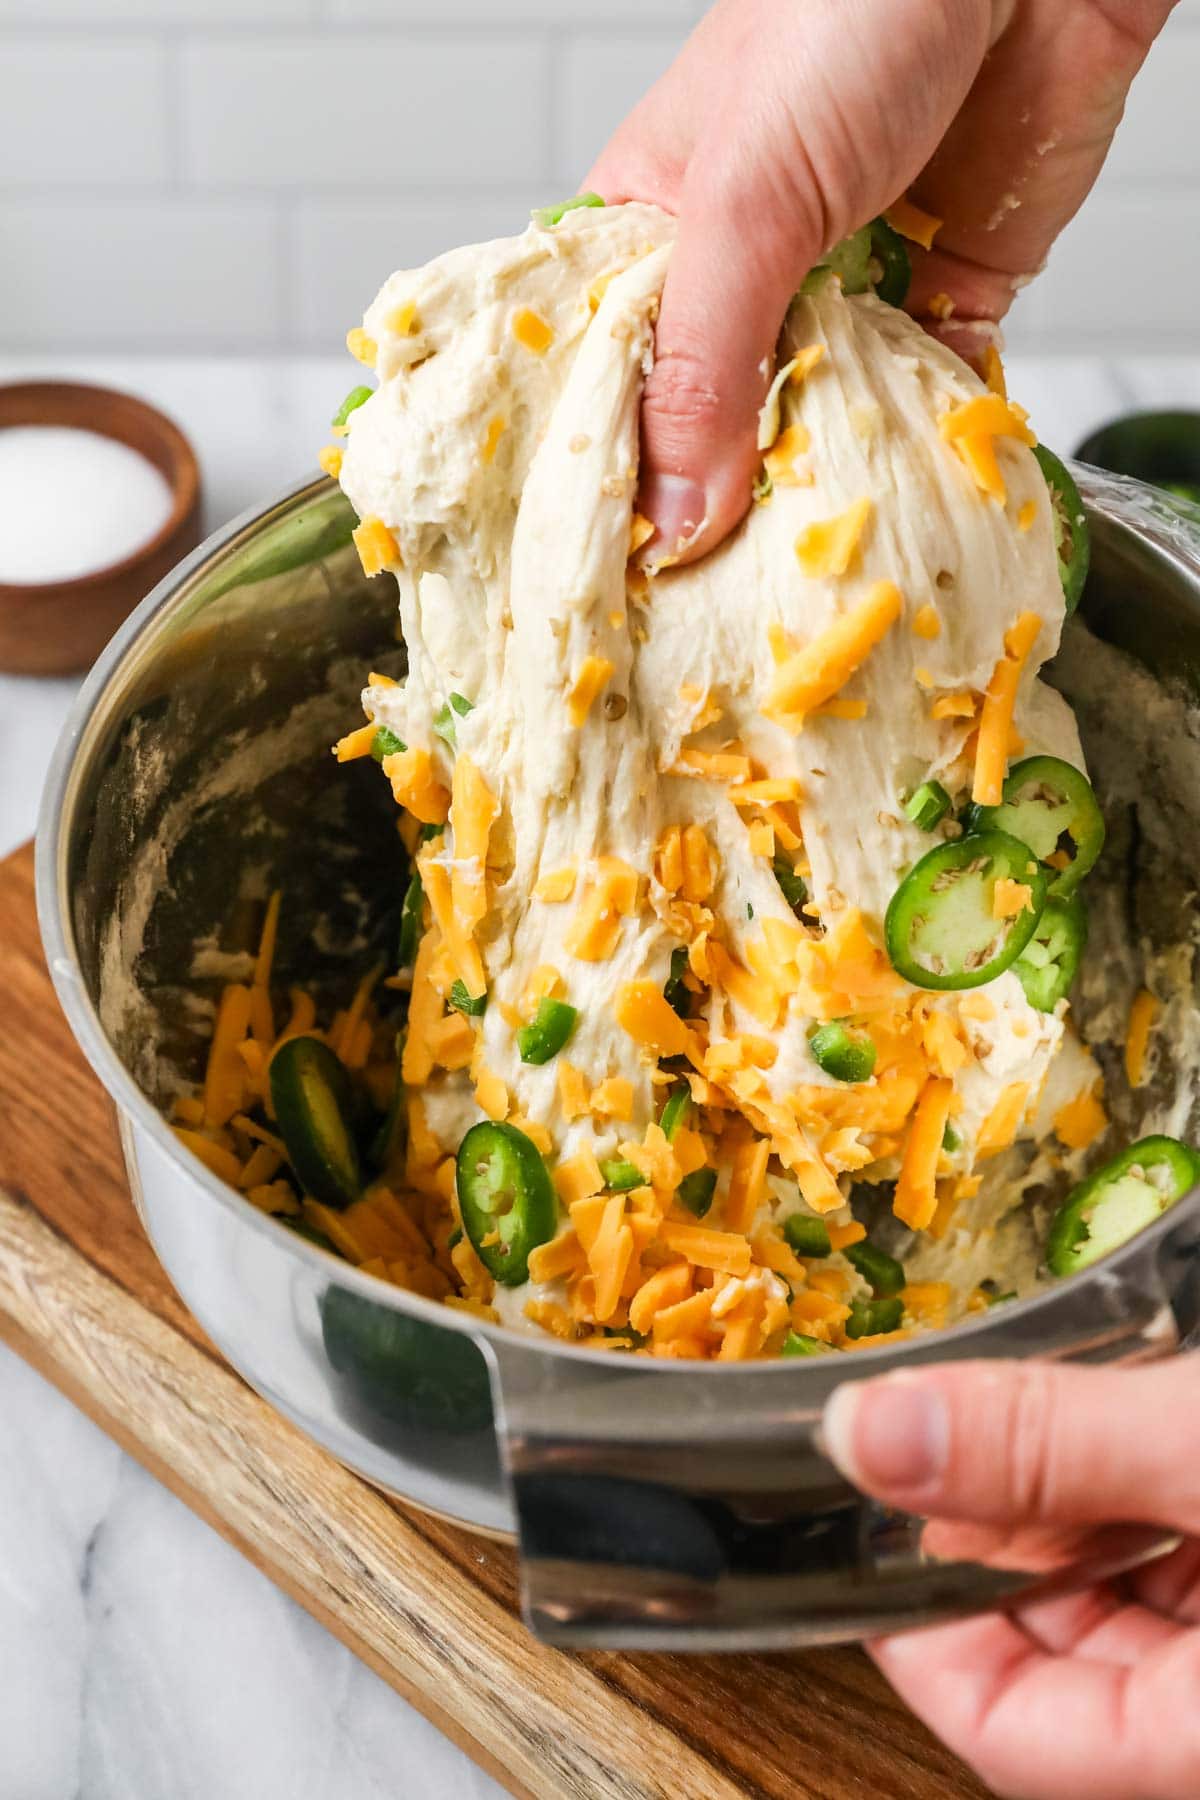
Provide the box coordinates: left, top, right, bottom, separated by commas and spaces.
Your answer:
37, 466, 1200, 1652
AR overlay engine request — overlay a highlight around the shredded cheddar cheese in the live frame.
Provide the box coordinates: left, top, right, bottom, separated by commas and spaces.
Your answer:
972, 610, 1041, 805
884, 195, 942, 250
794, 496, 872, 577
763, 580, 902, 727
1125, 988, 1157, 1088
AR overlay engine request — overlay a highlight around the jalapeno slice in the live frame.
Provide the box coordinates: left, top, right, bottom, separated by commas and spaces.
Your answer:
269, 1035, 363, 1210
516, 997, 577, 1064
1045, 1135, 1200, 1277
868, 216, 911, 307
1033, 445, 1090, 614
772, 853, 808, 913
884, 829, 1049, 990
448, 978, 487, 1018
455, 1120, 558, 1285
784, 1214, 832, 1257
781, 1330, 834, 1357
1014, 894, 1088, 1012
801, 224, 872, 296
968, 755, 1104, 897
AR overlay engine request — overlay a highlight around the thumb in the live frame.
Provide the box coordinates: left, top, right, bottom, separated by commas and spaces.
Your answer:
636, 144, 823, 566
821, 1355, 1200, 1536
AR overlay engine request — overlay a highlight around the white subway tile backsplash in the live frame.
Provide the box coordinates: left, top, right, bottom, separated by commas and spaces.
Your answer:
558, 33, 686, 179
290, 193, 542, 343
179, 35, 547, 189
0, 201, 279, 346
326, 0, 697, 20
0, 42, 167, 185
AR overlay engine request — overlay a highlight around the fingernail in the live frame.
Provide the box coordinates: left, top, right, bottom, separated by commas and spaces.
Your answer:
821, 1376, 950, 1496
638, 471, 708, 563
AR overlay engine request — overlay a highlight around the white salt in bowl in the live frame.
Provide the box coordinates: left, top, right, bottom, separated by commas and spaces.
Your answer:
0, 381, 200, 675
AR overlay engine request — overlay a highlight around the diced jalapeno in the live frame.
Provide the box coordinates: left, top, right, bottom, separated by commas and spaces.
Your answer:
868, 216, 911, 307
1045, 1135, 1200, 1278
371, 725, 406, 762
331, 385, 372, 429
269, 1036, 363, 1210
449, 979, 487, 1018
845, 1239, 906, 1297
531, 192, 605, 230
781, 1330, 834, 1357
773, 853, 808, 912
516, 997, 577, 1065
784, 1214, 832, 1257
884, 829, 1050, 991
456, 1120, 558, 1285
600, 1158, 644, 1192
967, 755, 1104, 898
1014, 894, 1088, 1013
663, 945, 691, 1018
845, 1295, 905, 1339
942, 1122, 961, 1152
809, 1021, 877, 1083
658, 1085, 692, 1141
904, 779, 951, 831
1033, 445, 1090, 614
677, 1168, 717, 1218
432, 691, 474, 751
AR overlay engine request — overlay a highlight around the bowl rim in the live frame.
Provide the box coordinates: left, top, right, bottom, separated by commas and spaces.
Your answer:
34, 467, 1200, 1379
0, 378, 200, 601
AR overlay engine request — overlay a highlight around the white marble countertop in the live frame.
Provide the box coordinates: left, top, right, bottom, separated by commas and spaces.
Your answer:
3, 350, 1200, 1799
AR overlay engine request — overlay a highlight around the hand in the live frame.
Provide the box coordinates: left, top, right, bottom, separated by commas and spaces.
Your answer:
821, 1356, 1200, 1800
587, 0, 1176, 564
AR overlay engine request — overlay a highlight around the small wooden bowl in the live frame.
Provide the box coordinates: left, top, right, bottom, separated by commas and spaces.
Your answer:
0, 381, 202, 676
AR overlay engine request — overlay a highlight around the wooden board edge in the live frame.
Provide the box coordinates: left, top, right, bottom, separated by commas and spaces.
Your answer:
0, 1186, 746, 1800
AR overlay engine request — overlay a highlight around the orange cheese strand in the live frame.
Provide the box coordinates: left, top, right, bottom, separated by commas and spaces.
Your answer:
972, 610, 1042, 806
794, 496, 872, 578
893, 1077, 953, 1231
1125, 988, 1158, 1088
884, 195, 942, 250
938, 394, 1036, 506
382, 745, 450, 825
450, 753, 497, 931
615, 980, 694, 1060
333, 722, 379, 763
352, 517, 401, 577
1053, 1083, 1108, 1151
203, 984, 252, 1128
566, 655, 615, 728
763, 580, 902, 728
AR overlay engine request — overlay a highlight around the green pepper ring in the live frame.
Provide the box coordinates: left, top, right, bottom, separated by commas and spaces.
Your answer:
884, 828, 1050, 991
1014, 893, 1088, 1013
1045, 1135, 1200, 1277
968, 754, 1105, 899
1033, 444, 1090, 615
456, 1120, 558, 1286
868, 217, 911, 308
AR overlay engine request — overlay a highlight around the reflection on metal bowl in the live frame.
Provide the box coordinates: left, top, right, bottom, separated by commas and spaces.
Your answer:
37, 466, 1200, 1651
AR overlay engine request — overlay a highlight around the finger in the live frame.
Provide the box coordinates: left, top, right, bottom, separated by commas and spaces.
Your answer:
633, 0, 994, 563
907, 0, 1177, 325
872, 1612, 1200, 1800
821, 1355, 1200, 1536
1015, 1586, 1184, 1664
1131, 1539, 1200, 1624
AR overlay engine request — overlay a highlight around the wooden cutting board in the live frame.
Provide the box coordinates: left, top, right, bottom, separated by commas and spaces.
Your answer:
0, 840, 988, 1800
